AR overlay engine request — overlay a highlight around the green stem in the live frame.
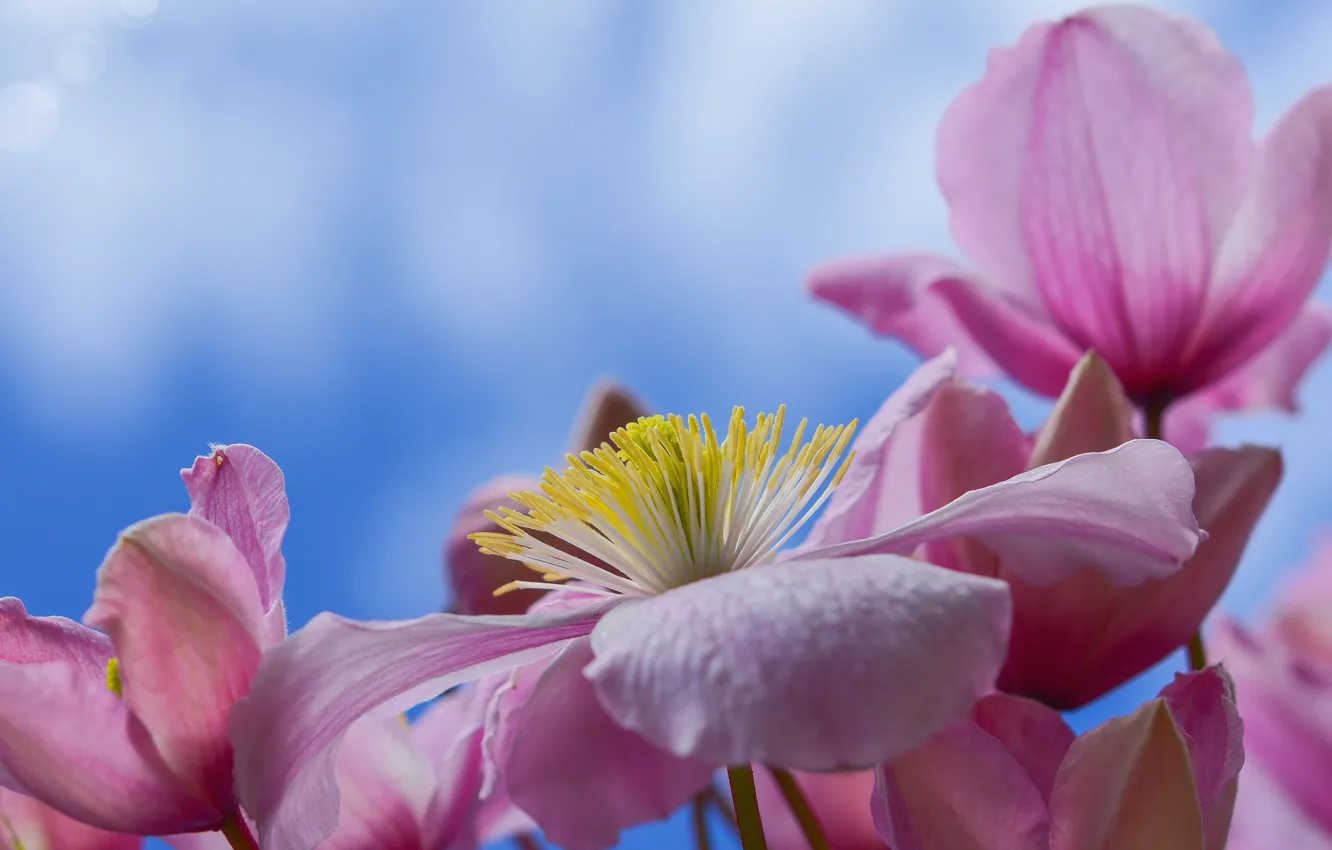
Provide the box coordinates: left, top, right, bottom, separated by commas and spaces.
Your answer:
1188, 632, 1208, 671
692, 793, 712, 850
220, 814, 259, 850
727, 765, 769, 850
770, 768, 830, 850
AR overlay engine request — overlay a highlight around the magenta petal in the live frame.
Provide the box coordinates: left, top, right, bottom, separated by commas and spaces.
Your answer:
321, 717, 435, 850
806, 439, 1201, 586
586, 557, 1011, 771
182, 444, 289, 615
566, 379, 649, 453
1196, 88, 1332, 388
872, 720, 1049, 850
1227, 760, 1332, 850
970, 694, 1075, 805
444, 476, 547, 616
1160, 668, 1244, 849
229, 601, 614, 850
85, 514, 266, 813
0, 788, 141, 850
492, 638, 712, 850
0, 597, 112, 671
754, 770, 880, 850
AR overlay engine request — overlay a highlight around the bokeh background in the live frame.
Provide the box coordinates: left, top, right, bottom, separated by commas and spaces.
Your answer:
1, 0, 1329, 847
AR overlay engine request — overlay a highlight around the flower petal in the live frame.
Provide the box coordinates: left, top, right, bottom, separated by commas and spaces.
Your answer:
1194, 88, 1332, 389
1227, 759, 1332, 850
491, 638, 712, 850
872, 720, 1049, 850
229, 600, 614, 850
0, 788, 141, 850
84, 514, 266, 813
1000, 446, 1279, 708
585, 556, 1011, 771
321, 717, 435, 850
805, 439, 1201, 586
969, 694, 1075, 805
1027, 353, 1134, 468
566, 379, 649, 453
1160, 668, 1244, 849
182, 444, 289, 616
808, 255, 1082, 397
754, 770, 880, 850
444, 476, 547, 616
1049, 699, 1205, 850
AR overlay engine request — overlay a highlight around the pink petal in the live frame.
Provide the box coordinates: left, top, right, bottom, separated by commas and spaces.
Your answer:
805, 439, 1201, 586
799, 351, 957, 553
0, 596, 111, 672
1000, 446, 1279, 708
1049, 699, 1205, 850
872, 720, 1049, 850
1227, 760, 1332, 850
566, 379, 649, 453
443, 476, 547, 616
1160, 668, 1245, 849
0, 788, 141, 850
1027, 353, 1135, 468
182, 444, 289, 617
585, 556, 1011, 771
85, 515, 267, 814
1167, 303, 1332, 452
969, 694, 1075, 805
0, 658, 217, 833
490, 638, 712, 850
754, 770, 881, 850
229, 600, 614, 850
809, 255, 1082, 397
321, 717, 435, 850
1194, 88, 1332, 389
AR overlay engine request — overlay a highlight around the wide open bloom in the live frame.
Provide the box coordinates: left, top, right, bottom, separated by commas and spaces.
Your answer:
232, 375, 1201, 850
874, 667, 1243, 850
1213, 542, 1332, 843
811, 5, 1332, 440
0, 788, 139, 850
0, 445, 289, 837
803, 349, 1280, 709
445, 380, 647, 616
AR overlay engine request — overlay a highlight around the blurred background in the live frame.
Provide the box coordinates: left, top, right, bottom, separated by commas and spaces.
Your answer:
0, 0, 1329, 846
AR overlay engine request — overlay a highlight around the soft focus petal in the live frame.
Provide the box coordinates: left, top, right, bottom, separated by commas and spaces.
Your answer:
809, 255, 1082, 396
755, 770, 880, 850
85, 514, 266, 812
322, 717, 435, 850
1195, 88, 1332, 388
872, 720, 1048, 850
1168, 303, 1332, 452
1049, 699, 1205, 850
800, 350, 957, 552
566, 379, 649, 453
1161, 668, 1245, 849
491, 638, 712, 850
1001, 446, 1279, 708
937, 7, 1250, 303
1027, 353, 1134, 468
0, 788, 141, 850
806, 439, 1201, 586
970, 694, 1075, 805
1227, 760, 1332, 850
182, 444, 289, 616
443, 476, 546, 616
586, 556, 1011, 771
230, 600, 614, 850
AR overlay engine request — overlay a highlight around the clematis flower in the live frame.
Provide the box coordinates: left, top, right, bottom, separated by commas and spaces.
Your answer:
0, 788, 140, 850
1212, 542, 1332, 841
0, 445, 289, 840
445, 380, 647, 616
231, 369, 1201, 850
802, 349, 1280, 709
873, 667, 1244, 850
810, 5, 1332, 441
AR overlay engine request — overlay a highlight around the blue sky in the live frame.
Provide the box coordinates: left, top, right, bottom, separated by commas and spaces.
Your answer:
1, 0, 1330, 847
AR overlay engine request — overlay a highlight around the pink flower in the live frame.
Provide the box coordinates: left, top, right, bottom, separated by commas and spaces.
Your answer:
0, 788, 140, 850
803, 350, 1279, 709
444, 380, 647, 616
873, 667, 1244, 850
1212, 542, 1332, 844
231, 368, 1202, 850
0, 445, 289, 837
811, 5, 1332, 440
753, 770, 881, 849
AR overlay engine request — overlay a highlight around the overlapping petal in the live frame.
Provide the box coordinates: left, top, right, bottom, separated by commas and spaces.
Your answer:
0, 788, 141, 850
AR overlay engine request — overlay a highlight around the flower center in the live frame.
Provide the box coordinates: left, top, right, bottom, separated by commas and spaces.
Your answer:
471, 406, 856, 597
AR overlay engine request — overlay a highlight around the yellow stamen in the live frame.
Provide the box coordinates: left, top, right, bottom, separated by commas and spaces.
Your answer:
470, 406, 857, 597
105, 656, 123, 697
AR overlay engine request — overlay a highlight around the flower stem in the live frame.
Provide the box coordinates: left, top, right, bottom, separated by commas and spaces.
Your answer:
770, 768, 830, 850
220, 814, 259, 850
1187, 632, 1208, 671
692, 793, 712, 850
727, 765, 769, 850
704, 784, 738, 833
